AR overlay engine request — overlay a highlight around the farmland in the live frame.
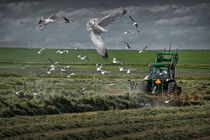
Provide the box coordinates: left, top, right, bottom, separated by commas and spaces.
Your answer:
0, 48, 210, 139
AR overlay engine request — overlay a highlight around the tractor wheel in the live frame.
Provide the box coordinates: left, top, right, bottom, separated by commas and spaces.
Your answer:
168, 82, 176, 94
141, 80, 151, 93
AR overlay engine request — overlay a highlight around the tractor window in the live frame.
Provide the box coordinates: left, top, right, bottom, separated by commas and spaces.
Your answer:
153, 67, 169, 79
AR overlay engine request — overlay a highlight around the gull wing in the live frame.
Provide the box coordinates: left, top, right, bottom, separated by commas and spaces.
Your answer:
98, 9, 127, 27
49, 14, 71, 23
90, 31, 108, 59
36, 24, 44, 31
129, 16, 136, 22
48, 58, 54, 65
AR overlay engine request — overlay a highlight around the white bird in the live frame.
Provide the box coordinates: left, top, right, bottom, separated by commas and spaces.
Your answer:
164, 98, 174, 104
43, 66, 52, 74
77, 55, 89, 60
63, 71, 75, 78
14, 86, 24, 97
20, 64, 30, 69
129, 16, 141, 33
36, 14, 71, 31
126, 68, 136, 74
119, 66, 127, 71
59, 64, 70, 72
139, 45, 147, 54
37, 48, 46, 54
48, 58, 59, 70
100, 70, 111, 75
87, 9, 127, 59
124, 41, 131, 49
63, 50, 69, 53
113, 58, 124, 65
96, 64, 105, 71
128, 80, 136, 90
31, 83, 38, 96
123, 31, 134, 34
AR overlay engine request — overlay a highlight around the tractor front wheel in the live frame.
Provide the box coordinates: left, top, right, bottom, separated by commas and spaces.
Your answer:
168, 82, 176, 94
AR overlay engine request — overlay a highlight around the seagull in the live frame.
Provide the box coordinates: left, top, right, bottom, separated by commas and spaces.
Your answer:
128, 80, 135, 90
164, 98, 175, 104
37, 48, 46, 54
113, 58, 124, 65
129, 16, 141, 33
14, 85, 24, 97
123, 31, 134, 34
59, 64, 70, 72
139, 45, 147, 54
56, 50, 62, 54
36, 14, 71, 31
126, 68, 136, 74
77, 55, 89, 60
80, 84, 86, 91
100, 70, 111, 75
96, 64, 105, 71
124, 41, 131, 49
63, 71, 75, 78
48, 58, 59, 70
20, 64, 30, 70
87, 9, 127, 59
31, 82, 38, 96
43, 66, 52, 74
119, 66, 127, 71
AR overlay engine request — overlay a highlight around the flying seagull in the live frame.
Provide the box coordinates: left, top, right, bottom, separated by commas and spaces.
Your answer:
77, 55, 89, 60
37, 48, 46, 54
129, 16, 140, 33
139, 45, 147, 54
113, 58, 124, 65
124, 41, 131, 49
87, 9, 127, 59
36, 14, 71, 31
123, 31, 134, 34
43, 66, 52, 74
100, 70, 111, 75
96, 64, 105, 71
48, 58, 59, 70
14, 85, 24, 98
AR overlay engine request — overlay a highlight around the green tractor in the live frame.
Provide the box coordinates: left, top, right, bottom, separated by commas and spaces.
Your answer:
141, 47, 182, 96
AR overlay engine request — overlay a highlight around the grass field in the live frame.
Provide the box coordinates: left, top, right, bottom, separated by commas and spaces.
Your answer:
0, 48, 210, 139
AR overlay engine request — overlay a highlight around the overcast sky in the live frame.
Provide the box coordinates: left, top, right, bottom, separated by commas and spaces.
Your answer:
0, 0, 210, 50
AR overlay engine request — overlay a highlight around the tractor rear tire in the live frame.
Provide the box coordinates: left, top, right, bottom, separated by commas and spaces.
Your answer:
168, 82, 176, 94
141, 81, 151, 93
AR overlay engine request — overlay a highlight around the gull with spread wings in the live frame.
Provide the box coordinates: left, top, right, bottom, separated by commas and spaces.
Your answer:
36, 14, 71, 31
129, 16, 141, 33
87, 9, 127, 59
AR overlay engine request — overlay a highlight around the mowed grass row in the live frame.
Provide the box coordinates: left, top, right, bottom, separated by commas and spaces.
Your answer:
0, 105, 209, 140
0, 48, 210, 65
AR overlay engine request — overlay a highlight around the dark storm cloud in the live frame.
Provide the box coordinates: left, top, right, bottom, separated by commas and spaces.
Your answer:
0, 0, 210, 49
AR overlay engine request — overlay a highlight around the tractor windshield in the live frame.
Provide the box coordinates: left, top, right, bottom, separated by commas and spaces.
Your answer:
149, 66, 169, 79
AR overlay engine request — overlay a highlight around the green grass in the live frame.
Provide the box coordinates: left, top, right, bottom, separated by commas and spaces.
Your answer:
0, 48, 210, 65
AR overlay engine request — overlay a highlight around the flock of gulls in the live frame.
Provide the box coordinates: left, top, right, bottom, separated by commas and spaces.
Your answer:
35, 9, 148, 77
13, 9, 149, 97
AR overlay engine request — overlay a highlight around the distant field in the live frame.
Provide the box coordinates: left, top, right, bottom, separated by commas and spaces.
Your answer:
0, 48, 210, 79
0, 48, 210, 64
